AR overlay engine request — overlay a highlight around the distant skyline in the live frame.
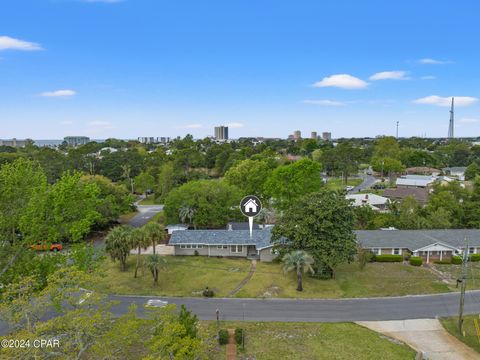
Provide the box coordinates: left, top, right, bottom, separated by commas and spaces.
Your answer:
1, 1, 480, 139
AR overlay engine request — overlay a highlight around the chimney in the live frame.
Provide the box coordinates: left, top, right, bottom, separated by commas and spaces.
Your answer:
227, 223, 233, 231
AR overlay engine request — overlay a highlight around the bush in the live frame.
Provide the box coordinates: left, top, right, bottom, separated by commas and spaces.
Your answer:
409, 256, 422, 266
469, 254, 480, 262
452, 256, 463, 265
434, 260, 452, 265
202, 286, 214, 297
218, 329, 229, 345
194, 250, 199, 256
234, 328, 244, 345
375, 255, 403, 263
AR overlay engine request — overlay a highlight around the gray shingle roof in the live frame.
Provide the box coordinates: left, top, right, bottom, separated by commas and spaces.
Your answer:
169, 228, 274, 249
356, 229, 480, 250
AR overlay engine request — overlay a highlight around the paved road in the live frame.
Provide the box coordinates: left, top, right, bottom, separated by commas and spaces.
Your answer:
128, 204, 164, 228
2, 291, 480, 335
349, 174, 377, 194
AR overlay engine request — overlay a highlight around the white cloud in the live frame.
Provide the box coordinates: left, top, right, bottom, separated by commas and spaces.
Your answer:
313, 74, 368, 89
303, 99, 345, 106
459, 118, 480, 124
227, 122, 244, 128
40, 89, 76, 97
369, 71, 409, 81
180, 123, 203, 129
418, 58, 451, 65
413, 95, 478, 107
0, 36, 43, 51
421, 75, 436, 80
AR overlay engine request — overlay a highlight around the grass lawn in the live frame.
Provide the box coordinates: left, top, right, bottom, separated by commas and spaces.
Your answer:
441, 315, 480, 353
118, 211, 138, 224
325, 177, 363, 191
138, 195, 159, 205
432, 262, 480, 290
93, 256, 252, 297
94, 255, 449, 298
202, 321, 416, 360
236, 261, 449, 298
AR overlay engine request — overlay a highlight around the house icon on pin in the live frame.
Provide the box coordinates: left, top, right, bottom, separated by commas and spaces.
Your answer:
243, 198, 258, 213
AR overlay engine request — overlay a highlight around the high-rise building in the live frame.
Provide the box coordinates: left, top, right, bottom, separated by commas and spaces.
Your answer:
322, 132, 332, 141
311, 131, 318, 139
138, 137, 156, 144
64, 136, 90, 147
214, 126, 229, 140
0, 138, 28, 147
293, 130, 302, 141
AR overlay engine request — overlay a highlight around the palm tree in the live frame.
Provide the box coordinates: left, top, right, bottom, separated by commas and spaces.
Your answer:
179, 205, 196, 228
142, 222, 165, 255
283, 250, 315, 292
105, 225, 133, 271
130, 228, 150, 278
145, 254, 166, 284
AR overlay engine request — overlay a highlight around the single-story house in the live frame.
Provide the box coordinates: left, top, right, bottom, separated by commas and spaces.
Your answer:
227, 222, 261, 231
406, 167, 441, 176
169, 228, 277, 262
383, 187, 430, 204
346, 193, 390, 212
396, 175, 436, 188
442, 167, 467, 181
356, 229, 480, 263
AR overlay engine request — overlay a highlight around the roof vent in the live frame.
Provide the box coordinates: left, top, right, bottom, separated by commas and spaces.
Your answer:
227, 223, 233, 231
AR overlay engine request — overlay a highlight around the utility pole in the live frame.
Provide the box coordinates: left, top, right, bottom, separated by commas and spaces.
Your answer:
458, 240, 469, 334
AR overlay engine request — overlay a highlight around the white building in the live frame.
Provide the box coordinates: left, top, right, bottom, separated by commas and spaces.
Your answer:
346, 193, 390, 212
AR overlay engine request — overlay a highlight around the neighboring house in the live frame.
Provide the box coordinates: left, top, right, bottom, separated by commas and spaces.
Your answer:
396, 175, 436, 188
165, 224, 189, 235
383, 187, 430, 204
356, 229, 480, 264
406, 167, 441, 176
346, 193, 390, 212
443, 167, 467, 181
169, 228, 277, 262
227, 222, 261, 231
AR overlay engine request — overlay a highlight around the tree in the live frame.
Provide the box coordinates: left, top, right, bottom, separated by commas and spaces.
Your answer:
373, 137, 401, 159
321, 143, 361, 184
156, 162, 175, 201
135, 171, 155, 195
272, 189, 357, 278
465, 162, 480, 180
142, 222, 166, 255
282, 250, 314, 291
145, 254, 166, 284
105, 226, 133, 271
164, 180, 242, 228
179, 205, 196, 228
224, 159, 273, 198
264, 158, 322, 209
371, 156, 405, 180
131, 228, 151, 278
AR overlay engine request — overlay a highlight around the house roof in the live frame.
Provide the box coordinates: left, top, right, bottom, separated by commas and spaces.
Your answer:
396, 175, 435, 187
346, 193, 389, 207
443, 167, 467, 173
383, 187, 430, 203
227, 222, 261, 230
165, 224, 189, 230
356, 229, 480, 251
169, 228, 274, 249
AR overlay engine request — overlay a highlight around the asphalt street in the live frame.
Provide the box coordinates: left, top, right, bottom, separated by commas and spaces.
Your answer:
348, 174, 377, 193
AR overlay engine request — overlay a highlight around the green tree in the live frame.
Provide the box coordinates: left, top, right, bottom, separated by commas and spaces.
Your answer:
156, 162, 176, 201
371, 156, 405, 179
321, 143, 361, 184
272, 190, 356, 278
224, 159, 273, 198
465, 162, 480, 180
105, 226, 133, 271
264, 158, 322, 209
164, 180, 242, 228
131, 228, 151, 278
143, 222, 166, 255
282, 250, 314, 291
135, 171, 156, 195
145, 254, 166, 284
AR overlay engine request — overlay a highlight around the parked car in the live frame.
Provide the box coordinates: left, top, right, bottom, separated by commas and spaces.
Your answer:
31, 243, 63, 252
145, 299, 169, 308
372, 183, 386, 190
345, 185, 354, 191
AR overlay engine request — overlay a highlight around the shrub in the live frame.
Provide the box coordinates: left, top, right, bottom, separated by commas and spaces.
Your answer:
434, 260, 452, 265
409, 256, 422, 266
234, 328, 244, 346
218, 329, 229, 345
469, 254, 480, 262
452, 256, 463, 265
375, 255, 403, 263
202, 286, 214, 297
194, 250, 199, 256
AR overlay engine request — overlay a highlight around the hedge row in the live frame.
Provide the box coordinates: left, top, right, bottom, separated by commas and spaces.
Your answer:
469, 254, 480, 262
234, 328, 244, 345
375, 254, 403, 263
452, 256, 463, 265
218, 329, 229, 345
409, 256, 422, 266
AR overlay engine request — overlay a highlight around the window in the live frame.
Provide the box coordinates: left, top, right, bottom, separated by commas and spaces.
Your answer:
197, 245, 203, 249
469, 247, 475, 254
392, 248, 401, 255
180, 245, 186, 249
217, 245, 227, 249
372, 248, 381, 255
231, 245, 243, 253
186, 244, 191, 249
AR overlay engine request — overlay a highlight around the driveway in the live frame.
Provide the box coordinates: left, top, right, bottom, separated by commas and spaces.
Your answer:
349, 174, 377, 193
358, 319, 479, 360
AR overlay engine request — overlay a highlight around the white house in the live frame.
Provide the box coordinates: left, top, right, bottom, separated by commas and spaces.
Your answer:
346, 193, 390, 212
396, 175, 436, 188
442, 167, 467, 181
244, 199, 258, 213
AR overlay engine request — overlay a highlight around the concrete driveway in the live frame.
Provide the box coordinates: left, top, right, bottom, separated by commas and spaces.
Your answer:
358, 319, 480, 360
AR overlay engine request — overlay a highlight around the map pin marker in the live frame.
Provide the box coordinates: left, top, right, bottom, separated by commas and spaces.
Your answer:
240, 195, 262, 238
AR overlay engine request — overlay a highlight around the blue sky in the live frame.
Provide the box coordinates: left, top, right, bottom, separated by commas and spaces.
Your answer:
1, 0, 480, 139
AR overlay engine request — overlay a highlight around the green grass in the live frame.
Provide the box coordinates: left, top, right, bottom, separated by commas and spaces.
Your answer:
138, 195, 159, 205
325, 177, 363, 191
441, 315, 480, 353
236, 261, 449, 298
148, 210, 165, 224
432, 262, 480, 291
118, 211, 138, 224
94, 256, 449, 298
202, 321, 416, 360
93, 256, 252, 297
